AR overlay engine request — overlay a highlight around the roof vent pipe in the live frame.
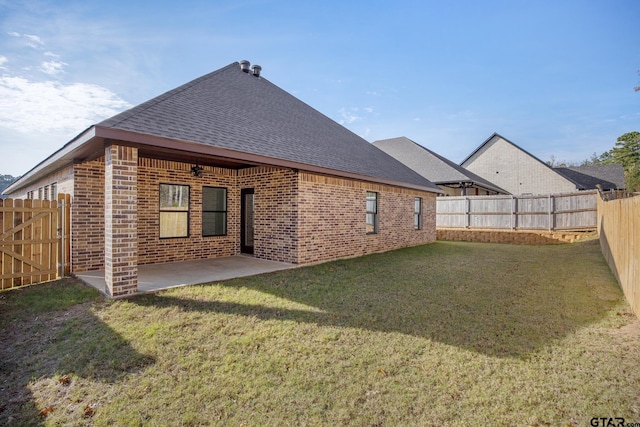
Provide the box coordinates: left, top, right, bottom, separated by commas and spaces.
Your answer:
239, 60, 251, 73
251, 65, 262, 77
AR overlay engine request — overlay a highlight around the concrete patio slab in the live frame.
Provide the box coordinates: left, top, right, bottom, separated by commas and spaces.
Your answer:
76, 255, 296, 296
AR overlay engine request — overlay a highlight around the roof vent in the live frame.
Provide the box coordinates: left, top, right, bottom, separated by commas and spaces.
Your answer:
239, 60, 251, 73
251, 65, 262, 77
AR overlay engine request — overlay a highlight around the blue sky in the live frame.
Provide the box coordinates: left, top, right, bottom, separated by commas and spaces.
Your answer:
0, 0, 639, 176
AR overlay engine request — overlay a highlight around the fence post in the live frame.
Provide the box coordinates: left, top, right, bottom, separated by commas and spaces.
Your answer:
512, 195, 517, 230
57, 193, 71, 277
548, 194, 552, 231
550, 194, 556, 231
466, 196, 471, 229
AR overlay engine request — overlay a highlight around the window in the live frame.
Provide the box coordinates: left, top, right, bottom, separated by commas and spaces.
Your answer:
159, 184, 189, 238
414, 197, 422, 230
50, 183, 57, 201
366, 191, 378, 234
202, 186, 227, 236
43, 185, 49, 200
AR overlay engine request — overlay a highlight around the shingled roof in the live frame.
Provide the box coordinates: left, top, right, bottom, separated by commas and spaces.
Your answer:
98, 62, 441, 192
373, 136, 507, 193
554, 164, 626, 190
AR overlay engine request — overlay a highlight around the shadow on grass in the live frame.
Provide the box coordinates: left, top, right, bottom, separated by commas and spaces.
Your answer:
132, 240, 622, 360
0, 280, 154, 426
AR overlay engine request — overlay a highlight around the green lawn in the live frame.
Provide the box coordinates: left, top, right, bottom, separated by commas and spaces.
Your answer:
1, 240, 639, 426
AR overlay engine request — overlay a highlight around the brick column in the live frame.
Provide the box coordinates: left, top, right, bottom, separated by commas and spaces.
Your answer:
105, 144, 138, 297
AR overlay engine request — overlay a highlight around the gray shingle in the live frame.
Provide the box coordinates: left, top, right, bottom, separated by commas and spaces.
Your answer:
554, 165, 626, 190
373, 137, 506, 193
100, 62, 440, 192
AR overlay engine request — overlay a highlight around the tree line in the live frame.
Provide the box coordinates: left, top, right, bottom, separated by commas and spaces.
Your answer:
0, 174, 18, 194
548, 131, 640, 192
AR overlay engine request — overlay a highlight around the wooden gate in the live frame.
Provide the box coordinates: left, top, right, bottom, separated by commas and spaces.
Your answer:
0, 194, 71, 290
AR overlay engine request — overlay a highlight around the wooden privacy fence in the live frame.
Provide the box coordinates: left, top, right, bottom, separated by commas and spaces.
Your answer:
1, 194, 70, 290
436, 191, 598, 230
597, 194, 640, 318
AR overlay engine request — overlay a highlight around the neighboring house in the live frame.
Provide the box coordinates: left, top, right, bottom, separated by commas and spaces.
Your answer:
554, 164, 625, 191
461, 133, 584, 195
373, 137, 507, 196
3, 61, 442, 298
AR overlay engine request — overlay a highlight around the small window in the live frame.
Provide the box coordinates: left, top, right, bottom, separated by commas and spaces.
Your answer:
202, 186, 227, 236
414, 197, 422, 230
159, 184, 189, 238
366, 191, 378, 234
51, 183, 57, 200
43, 185, 49, 200
38, 187, 43, 200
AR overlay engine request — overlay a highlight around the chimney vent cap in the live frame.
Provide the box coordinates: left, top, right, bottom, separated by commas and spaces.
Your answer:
238, 60, 251, 73
251, 65, 262, 77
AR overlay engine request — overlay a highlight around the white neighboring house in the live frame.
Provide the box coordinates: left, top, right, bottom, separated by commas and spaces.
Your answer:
461, 133, 579, 195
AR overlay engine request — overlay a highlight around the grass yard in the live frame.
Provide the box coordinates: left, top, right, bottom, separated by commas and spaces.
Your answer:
1, 240, 639, 426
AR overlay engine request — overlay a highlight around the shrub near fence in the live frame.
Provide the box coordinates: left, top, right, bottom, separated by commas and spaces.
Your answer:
597, 195, 640, 318
437, 191, 598, 231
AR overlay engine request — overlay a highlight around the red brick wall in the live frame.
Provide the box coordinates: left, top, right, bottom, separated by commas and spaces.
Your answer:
69, 158, 436, 275
137, 158, 239, 265
105, 145, 138, 297
238, 167, 299, 263
72, 158, 105, 272
297, 173, 436, 264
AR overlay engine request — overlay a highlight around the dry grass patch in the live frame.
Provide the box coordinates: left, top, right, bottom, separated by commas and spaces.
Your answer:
1, 241, 639, 426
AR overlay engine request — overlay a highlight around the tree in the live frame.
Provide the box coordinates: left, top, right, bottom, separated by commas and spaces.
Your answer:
577, 152, 606, 166
596, 150, 613, 164
0, 174, 17, 193
546, 155, 568, 167
609, 131, 640, 192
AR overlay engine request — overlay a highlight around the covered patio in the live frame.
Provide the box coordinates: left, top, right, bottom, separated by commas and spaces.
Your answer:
76, 255, 296, 296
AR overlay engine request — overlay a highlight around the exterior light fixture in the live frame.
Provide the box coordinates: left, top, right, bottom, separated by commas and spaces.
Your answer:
191, 165, 204, 177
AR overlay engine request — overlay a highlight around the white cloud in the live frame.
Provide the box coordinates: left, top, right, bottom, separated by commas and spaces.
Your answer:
0, 55, 7, 68
0, 76, 131, 134
40, 59, 67, 75
7, 32, 45, 49
24, 34, 44, 47
338, 107, 362, 124
44, 51, 60, 58
337, 106, 378, 125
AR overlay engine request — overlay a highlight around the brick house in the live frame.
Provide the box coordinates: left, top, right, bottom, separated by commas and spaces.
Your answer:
3, 61, 442, 297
